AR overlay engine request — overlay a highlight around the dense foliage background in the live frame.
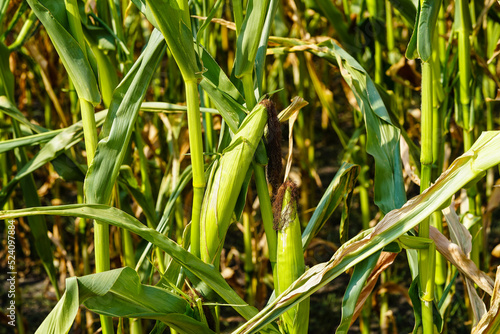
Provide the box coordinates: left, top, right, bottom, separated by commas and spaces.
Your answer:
0, 0, 499, 333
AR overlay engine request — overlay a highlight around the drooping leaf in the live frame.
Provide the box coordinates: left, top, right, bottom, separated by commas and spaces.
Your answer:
0, 204, 278, 333
0, 129, 63, 154
141, 0, 200, 81
406, 0, 441, 61
336, 251, 381, 334
0, 96, 47, 134
302, 162, 360, 249
231, 132, 500, 334
26, 0, 101, 104
36, 267, 215, 334
0, 110, 107, 208
473, 267, 500, 334
388, 0, 417, 28
85, 29, 165, 206
268, 37, 406, 214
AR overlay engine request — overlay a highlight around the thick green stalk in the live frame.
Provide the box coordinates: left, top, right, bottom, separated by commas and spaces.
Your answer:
438, 4, 446, 64
431, 31, 446, 290
186, 80, 206, 259
65, 1, 112, 332
385, 0, 394, 52
419, 60, 434, 334
367, 0, 383, 84
456, 0, 481, 268
243, 209, 255, 305
253, 161, 277, 277
484, 20, 498, 198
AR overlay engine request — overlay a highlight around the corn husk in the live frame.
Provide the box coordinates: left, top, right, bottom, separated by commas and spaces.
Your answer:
275, 181, 309, 334
200, 102, 269, 265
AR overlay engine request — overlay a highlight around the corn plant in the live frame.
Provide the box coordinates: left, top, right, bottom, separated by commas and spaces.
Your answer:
1, 0, 500, 333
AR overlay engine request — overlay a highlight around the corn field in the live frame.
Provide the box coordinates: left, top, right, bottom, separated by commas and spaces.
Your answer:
0, 0, 500, 333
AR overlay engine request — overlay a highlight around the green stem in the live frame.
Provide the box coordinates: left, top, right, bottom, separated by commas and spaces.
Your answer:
438, 4, 446, 64
420, 60, 434, 334
431, 31, 446, 290
242, 74, 257, 109
232, 0, 244, 36
8, 10, 37, 51
360, 298, 372, 334
243, 209, 255, 306
380, 272, 389, 334
186, 80, 206, 258
65, 1, 112, 331
367, 0, 383, 84
385, 0, 394, 58
253, 162, 277, 279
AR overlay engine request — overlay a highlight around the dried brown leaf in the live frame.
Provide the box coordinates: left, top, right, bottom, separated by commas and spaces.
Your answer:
350, 252, 398, 325
472, 266, 500, 334
429, 226, 494, 295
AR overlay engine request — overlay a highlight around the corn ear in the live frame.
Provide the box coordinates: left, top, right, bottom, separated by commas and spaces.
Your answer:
275, 180, 310, 334
200, 101, 270, 265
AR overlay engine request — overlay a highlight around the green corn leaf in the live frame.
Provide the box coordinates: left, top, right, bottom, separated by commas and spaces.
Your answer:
0, 96, 47, 134
0, 42, 14, 100
26, 0, 101, 104
255, 0, 280, 95
231, 131, 500, 334
51, 154, 86, 182
416, 0, 441, 62
118, 166, 157, 226
87, 42, 119, 108
314, 39, 406, 214
268, 37, 406, 214
35, 267, 215, 334
302, 162, 360, 249
196, 0, 224, 49
136, 165, 193, 270
0, 204, 278, 333
85, 29, 165, 206
197, 44, 247, 132
140, 101, 218, 114
11, 120, 60, 299
234, 0, 271, 78
405, 1, 421, 60
141, 0, 200, 81
0, 110, 107, 208
388, 0, 417, 28
0, 129, 64, 154
335, 251, 381, 334
406, 0, 441, 61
